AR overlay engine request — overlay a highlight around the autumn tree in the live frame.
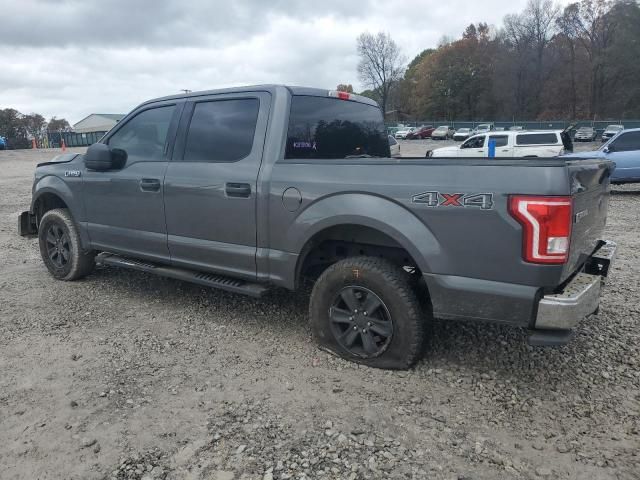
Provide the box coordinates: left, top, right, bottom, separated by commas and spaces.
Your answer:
356, 32, 405, 114
336, 84, 354, 93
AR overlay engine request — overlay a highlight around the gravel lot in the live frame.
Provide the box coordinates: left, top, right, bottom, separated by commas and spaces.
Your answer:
0, 147, 638, 480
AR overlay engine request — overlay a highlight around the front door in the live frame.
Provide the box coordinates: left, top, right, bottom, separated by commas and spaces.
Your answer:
163, 92, 271, 279
82, 103, 180, 262
459, 135, 486, 157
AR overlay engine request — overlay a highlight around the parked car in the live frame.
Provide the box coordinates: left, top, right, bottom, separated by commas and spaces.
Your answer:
0, 136, 6, 150
563, 128, 640, 183
19, 85, 614, 369
574, 126, 598, 142
452, 128, 471, 141
473, 123, 494, 135
428, 130, 571, 158
394, 127, 415, 139
405, 125, 435, 140
388, 135, 400, 157
601, 124, 624, 142
431, 125, 455, 140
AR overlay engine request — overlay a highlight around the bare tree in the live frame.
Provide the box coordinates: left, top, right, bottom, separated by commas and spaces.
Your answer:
356, 32, 405, 115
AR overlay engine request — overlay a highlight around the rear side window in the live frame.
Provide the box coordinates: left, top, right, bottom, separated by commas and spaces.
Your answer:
516, 133, 558, 145
184, 98, 259, 162
611, 131, 640, 152
285, 96, 389, 159
488, 135, 508, 147
108, 105, 175, 161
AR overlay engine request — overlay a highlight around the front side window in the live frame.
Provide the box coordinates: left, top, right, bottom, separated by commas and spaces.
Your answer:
285, 96, 389, 159
108, 105, 175, 161
462, 135, 485, 149
184, 98, 259, 162
488, 135, 508, 147
610, 131, 640, 152
516, 133, 558, 145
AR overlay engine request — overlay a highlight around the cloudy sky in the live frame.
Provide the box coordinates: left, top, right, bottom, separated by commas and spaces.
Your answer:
1, 0, 566, 125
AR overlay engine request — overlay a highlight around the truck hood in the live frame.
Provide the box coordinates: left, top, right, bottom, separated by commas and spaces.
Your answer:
430, 146, 460, 157
36, 153, 79, 167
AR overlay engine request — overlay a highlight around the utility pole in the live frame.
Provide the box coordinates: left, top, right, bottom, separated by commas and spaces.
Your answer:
180, 89, 192, 94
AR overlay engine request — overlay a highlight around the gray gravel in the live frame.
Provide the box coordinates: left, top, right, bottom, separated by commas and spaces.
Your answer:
0, 148, 638, 480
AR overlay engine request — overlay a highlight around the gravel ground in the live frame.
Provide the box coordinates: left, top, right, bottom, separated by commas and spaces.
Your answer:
0, 147, 638, 480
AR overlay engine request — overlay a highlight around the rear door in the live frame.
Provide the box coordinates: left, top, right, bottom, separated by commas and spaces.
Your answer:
487, 134, 512, 157
163, 92, 271, 279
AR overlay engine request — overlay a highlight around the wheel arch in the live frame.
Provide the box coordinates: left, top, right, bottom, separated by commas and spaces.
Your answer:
282, 193, 440, 289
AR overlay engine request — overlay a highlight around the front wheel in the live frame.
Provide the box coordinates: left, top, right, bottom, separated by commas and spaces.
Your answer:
309, 257, 427, 369
38, 208, 95, 280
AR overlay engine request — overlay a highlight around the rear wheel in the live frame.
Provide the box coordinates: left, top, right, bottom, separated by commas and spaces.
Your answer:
38, 208, 95, 280
309, 257, 426, 369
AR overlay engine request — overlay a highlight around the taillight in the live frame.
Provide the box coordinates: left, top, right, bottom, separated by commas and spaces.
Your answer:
509, 195, 572, 264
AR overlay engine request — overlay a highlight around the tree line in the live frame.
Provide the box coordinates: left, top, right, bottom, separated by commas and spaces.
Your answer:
0, 109, 71, 149
355, 0, 640, 122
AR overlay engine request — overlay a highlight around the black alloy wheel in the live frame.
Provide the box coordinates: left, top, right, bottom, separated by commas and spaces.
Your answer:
329, 286, 393, 358
45, 223, 71, 268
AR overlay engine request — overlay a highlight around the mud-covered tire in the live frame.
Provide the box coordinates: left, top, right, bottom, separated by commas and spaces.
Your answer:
38, 208, 95, 281
309, 257, 426, 369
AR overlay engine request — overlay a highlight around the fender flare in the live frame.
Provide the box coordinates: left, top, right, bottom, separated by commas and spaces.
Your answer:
286, 193, 442, 284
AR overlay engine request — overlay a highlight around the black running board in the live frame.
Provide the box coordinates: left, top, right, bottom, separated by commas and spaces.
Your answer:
96, 253, 269, 298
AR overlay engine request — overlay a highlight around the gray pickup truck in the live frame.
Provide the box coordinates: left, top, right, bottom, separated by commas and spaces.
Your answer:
19, 85, 616, 369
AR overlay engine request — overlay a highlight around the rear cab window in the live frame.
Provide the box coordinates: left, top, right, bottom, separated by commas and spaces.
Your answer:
515, 133, 559, 145
285, 96, 389, 159
488, 135, 509, 147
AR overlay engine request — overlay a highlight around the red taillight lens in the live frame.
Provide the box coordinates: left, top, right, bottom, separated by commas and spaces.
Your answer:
509, 195, 572, 264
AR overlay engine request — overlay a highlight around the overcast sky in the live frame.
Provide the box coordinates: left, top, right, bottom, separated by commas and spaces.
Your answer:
1, 0, 567, 124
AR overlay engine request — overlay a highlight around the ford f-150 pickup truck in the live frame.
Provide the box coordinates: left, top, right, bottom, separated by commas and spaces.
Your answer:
19, 85, 616, 369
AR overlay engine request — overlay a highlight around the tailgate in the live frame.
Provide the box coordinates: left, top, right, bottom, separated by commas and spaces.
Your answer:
562, 159, 614, 281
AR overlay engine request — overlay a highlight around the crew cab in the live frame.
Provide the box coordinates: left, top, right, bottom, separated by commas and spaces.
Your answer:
428, 130, 571, 158
19, 85, 615, 369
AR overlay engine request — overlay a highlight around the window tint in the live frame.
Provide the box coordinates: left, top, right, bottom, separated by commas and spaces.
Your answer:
610, 131, 640, 152
108, 105, 175, 160
516, 133, 558, 145
286, 96, 389, 159
462, 135, 485, 148
489, 135, 508, 147
184, 99, 259, 162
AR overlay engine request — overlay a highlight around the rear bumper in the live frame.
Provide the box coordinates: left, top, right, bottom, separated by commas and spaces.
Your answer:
534, 240, 616, 330
18, 211, 38, 237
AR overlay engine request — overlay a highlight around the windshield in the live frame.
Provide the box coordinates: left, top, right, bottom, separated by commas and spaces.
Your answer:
458, 128, 469, 132
606, 126, 623, 132
578, 127, 593, 132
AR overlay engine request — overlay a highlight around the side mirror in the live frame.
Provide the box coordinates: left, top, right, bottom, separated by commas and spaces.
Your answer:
84, 143, 127, 171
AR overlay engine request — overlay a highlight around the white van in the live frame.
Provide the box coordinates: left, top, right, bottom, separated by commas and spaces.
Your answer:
428, 130, 571, 158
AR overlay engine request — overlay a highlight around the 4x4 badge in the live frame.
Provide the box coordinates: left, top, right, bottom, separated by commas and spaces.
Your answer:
412, 191, 494, 210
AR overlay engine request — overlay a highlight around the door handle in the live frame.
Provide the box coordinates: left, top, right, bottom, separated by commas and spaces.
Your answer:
225, 182, 251, 198
140, 178, 161, 192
